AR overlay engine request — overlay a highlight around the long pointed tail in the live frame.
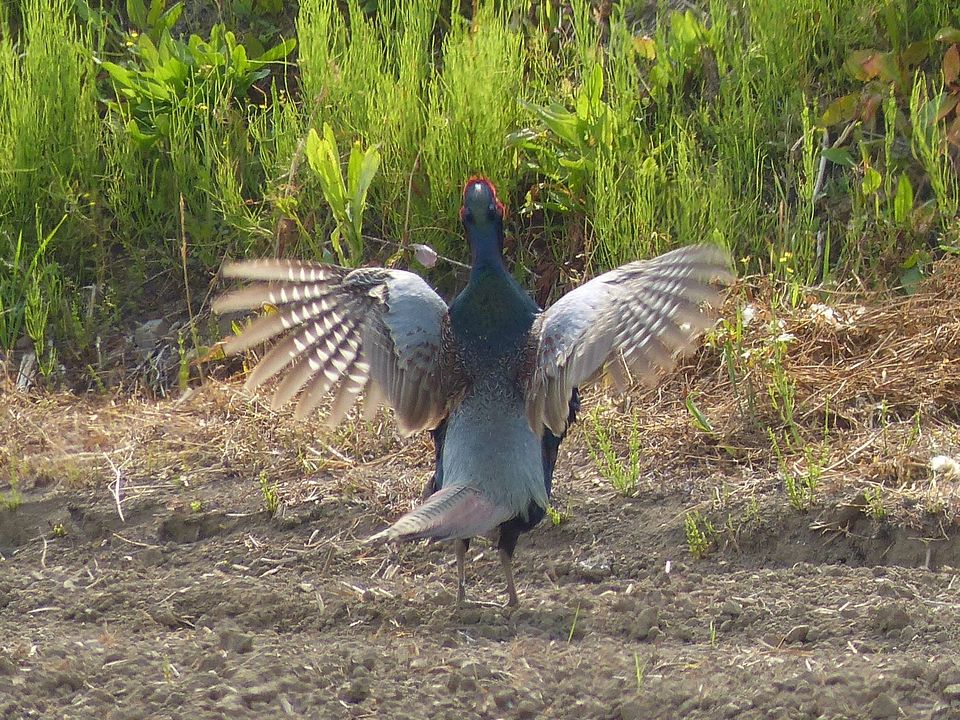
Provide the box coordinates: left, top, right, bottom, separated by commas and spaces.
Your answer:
367, 485, 512, 545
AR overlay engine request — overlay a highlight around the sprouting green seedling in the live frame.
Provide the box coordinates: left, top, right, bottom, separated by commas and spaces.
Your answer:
684, 510, 715, 559
546, 503, 571, 526
190, 500, 203, 513
634, 654, 647, 691
0, 479, 23, 512
708, 618, 718, 647
585, 408, 642, 496
685, 392, 714, 434
864, 487, 886, 520
259, 472, 279, 515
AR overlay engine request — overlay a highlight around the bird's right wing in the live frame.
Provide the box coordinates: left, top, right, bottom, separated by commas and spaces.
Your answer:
213, 259, 451, 435
525, 245, 734, 435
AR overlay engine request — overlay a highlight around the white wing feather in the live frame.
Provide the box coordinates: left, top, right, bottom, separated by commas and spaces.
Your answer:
214, 260, 449, 435
526, 245, 734, 434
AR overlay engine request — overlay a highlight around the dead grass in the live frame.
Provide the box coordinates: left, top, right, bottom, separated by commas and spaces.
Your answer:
579, 256, 960, 531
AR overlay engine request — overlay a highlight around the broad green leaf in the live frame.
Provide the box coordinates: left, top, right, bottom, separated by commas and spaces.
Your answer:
305, 126, 347, 212
136, 34, 160, 67
162, 3, 183, 29
869, 52, 902, 85
671, 10, 702, 47
525, 101, 581, 146
936, 27, 960, 44
101, 61, 136, 88
633, 36, 656, 60
505, 128, 539, 148
126, 119, 159, 148
901, 41, 930, 67
844, 49, 876, 81
231, 43, 249, 69
127, 0, 148, 28
882, 3, 902, 53
898, 251, 928, 295
820, 93, 858, 126
346, 143, 364, 207
354, 147, 380, 208
577, 63, 604, 121
258, 38, 297, 63
147, 0, 166, 26
822, 147, 855, 166
862, 167, 882, 195
329, 227, 346, 266
894, 175, 914, 224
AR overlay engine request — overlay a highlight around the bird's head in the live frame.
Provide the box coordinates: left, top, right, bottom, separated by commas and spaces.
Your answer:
461, 177, 505, 263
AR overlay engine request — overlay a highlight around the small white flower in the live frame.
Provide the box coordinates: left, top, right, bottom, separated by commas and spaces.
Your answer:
810, 303, 840, 328
411, 243, 438, 268
929, 455, 960, 478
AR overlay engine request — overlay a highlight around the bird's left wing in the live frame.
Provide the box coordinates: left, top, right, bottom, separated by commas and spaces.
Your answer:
525, 244, 734, 435
213, 259, 450, 435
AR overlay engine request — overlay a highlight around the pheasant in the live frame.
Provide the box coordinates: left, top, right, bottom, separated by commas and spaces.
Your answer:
214, 177, 733, 606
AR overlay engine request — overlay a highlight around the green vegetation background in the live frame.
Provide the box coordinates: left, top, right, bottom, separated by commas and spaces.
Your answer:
1, 0, 958, 385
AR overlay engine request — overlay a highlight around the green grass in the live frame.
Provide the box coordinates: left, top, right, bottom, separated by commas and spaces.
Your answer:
585, 407, 643, 496
1, 0, 959, 386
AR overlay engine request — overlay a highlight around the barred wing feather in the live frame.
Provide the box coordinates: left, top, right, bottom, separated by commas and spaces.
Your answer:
526, 244, 734, 435
214, 259, 449, 435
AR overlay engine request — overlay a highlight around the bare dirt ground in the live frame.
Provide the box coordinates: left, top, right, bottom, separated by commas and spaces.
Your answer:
3, 274, 960, 719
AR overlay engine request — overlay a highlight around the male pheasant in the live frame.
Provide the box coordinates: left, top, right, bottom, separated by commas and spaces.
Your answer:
214, 177, 733, 606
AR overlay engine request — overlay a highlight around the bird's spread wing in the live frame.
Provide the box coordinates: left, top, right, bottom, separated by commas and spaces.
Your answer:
525, 244, 734, 435
213, 259, 450, 435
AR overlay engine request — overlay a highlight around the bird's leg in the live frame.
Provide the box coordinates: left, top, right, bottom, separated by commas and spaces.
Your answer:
498, 528, 521, 607
499, 548, 518, 607
455, 538, 469, 604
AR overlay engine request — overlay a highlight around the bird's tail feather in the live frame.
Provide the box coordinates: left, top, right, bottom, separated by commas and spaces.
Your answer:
367, 486, 512, 545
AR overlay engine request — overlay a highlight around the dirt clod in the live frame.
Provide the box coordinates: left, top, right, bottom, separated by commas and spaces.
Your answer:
874, 603, 912, 634
217, 625, 254, 654
869, 692, 901, 719
783, 624, 810, 644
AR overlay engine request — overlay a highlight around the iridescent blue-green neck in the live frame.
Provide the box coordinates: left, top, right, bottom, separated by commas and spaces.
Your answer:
466, 219, 506, 279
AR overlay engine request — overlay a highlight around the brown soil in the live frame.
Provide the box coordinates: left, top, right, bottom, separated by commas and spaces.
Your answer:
2, 377, 960, 720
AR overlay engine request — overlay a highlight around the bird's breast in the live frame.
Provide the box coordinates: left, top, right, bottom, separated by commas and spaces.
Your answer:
440, 385, 547, 518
